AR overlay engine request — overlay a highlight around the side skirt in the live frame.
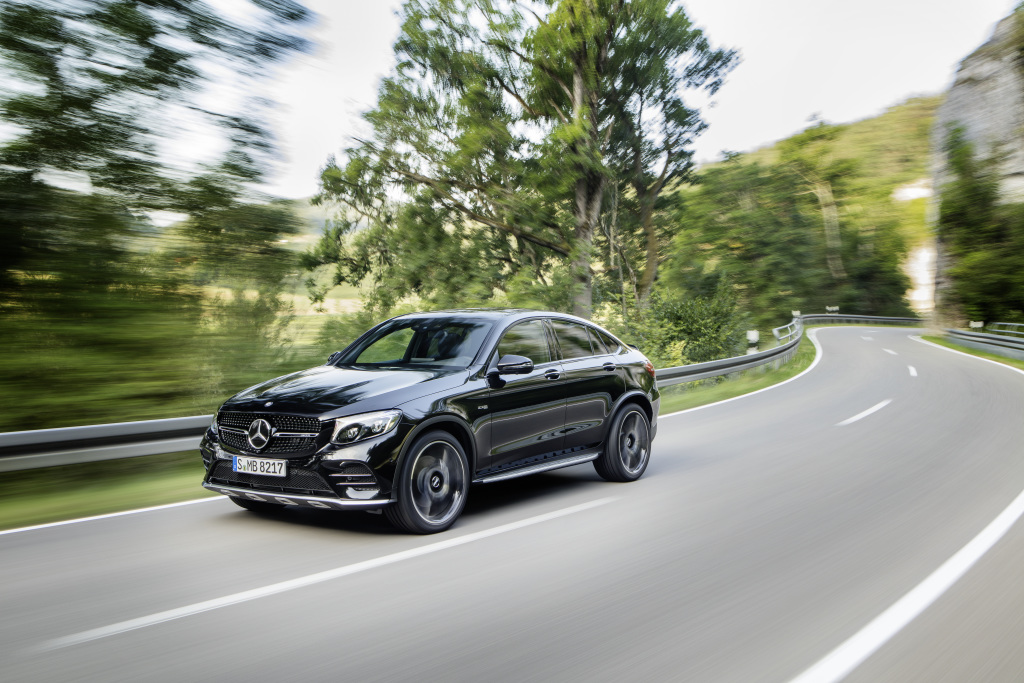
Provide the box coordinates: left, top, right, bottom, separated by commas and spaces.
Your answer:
473, 449, 601, 484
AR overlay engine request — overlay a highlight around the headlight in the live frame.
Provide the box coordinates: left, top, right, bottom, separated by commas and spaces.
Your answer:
209, 414, 219, 435
331, 410, 402, 445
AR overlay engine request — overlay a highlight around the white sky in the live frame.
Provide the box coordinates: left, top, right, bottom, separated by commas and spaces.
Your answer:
261, 0, 1021, 198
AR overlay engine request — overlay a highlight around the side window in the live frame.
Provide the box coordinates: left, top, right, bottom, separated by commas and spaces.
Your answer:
497, 320, 551, 364
551, 320, 594, 360
586, 327, 609, 355
599, 330, 622, 354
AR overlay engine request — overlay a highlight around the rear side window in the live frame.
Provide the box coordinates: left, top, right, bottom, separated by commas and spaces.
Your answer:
497, 319, 551, 364
551, 320, 594, 359
599, 330, 622, 354
586, 327, 609, 355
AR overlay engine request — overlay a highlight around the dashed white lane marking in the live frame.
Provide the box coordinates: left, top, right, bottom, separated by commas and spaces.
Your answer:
0, 497, 222, 537
789, 485, 1024, 683
41, 497, 617, 650
908, 366, 917, 377
861, 336, 874, 341
884, 348, 898, 356
836, 399, 892, 427
791, 335, 1024, 682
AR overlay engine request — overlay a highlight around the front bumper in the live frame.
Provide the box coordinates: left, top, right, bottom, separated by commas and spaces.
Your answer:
203, 482, 392, 509
199, 420, 410, 508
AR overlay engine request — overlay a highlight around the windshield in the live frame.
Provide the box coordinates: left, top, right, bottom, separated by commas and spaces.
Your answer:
338, 317, 494, 369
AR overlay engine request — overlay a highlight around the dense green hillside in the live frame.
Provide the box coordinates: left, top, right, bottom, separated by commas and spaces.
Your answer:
659, 95, 941, 330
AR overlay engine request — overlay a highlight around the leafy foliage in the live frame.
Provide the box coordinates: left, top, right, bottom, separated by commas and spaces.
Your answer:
0, 0, 314, 430
309, 0, 735, 317
937, 127, 1024, 322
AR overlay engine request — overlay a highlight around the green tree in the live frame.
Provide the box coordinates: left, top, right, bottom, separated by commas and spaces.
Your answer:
311, 0, 733, 317
937, 126, 1024, 322
0, 0, 313, 429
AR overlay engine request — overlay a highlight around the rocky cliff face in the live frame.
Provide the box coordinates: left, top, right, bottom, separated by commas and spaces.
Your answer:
933, 14, 1024, 201
932, 12, 1024, 323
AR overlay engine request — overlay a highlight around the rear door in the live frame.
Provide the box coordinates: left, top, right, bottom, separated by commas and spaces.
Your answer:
485, 318, 567, 471
550, 319, 625, 451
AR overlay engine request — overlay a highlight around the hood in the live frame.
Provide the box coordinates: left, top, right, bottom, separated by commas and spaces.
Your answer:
222, 364, 468, 416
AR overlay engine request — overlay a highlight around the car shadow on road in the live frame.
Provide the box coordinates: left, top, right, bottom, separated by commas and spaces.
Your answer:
220, 464, 607, 535
463, 466, 604, 517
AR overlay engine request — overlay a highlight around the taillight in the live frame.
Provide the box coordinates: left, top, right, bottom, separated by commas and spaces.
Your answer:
643, 360, 656, 378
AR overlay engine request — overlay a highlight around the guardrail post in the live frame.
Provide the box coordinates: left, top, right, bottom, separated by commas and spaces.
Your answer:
746, 330, 759, 355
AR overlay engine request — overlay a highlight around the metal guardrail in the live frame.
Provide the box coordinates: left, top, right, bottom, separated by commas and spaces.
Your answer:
656, 332, 802, 388
800, 314, 923, 326
0, 416, 211, 473
987, 322, 1024, 338
0, 313, 925, 472
773, 319, 801, 344
945, 328, 1024, 362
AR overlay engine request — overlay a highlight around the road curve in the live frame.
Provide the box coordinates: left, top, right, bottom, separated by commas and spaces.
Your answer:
3, 327, 1024, 682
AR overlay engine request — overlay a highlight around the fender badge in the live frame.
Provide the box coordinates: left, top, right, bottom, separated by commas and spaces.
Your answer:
264, 401, 274, 407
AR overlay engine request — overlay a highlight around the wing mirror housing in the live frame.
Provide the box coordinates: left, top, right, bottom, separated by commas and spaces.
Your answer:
495, 354, 534, 375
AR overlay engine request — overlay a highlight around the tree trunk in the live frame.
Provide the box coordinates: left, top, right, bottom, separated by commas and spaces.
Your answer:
572, 172, 603, 318
636, 193, 659, 300
812, 180, 847, 280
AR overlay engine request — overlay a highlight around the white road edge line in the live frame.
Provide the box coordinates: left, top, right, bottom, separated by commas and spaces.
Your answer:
40, 496, 617, 651
0, 497, 223, 537
908, 365, 917, 377
836, 399, 892, 427
912, 335, 1024, 379
661, 328, 825, 419
884, 348, 898, 356
789, 484, 1024, 683
789, 335, 1024, 682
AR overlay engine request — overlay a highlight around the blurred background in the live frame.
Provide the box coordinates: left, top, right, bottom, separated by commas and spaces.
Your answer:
0, 0, 1020, 433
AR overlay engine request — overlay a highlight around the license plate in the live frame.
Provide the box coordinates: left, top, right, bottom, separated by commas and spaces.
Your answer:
233, 456, 287, 477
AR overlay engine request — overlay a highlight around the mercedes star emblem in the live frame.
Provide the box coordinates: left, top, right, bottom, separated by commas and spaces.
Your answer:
247, 418, 272, 450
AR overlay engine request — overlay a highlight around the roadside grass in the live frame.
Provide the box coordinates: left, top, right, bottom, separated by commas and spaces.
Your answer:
921, 335, 1024, 372
657, 330, 818, 415
0, 452, 215, 532
1, 330, 826, 532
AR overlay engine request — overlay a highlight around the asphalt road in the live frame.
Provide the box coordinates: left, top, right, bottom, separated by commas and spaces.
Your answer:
3, 326, 1024, 682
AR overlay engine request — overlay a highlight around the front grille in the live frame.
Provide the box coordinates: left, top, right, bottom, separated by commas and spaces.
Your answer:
264, 437, 316, 453
219, 430, 248, 451
209, 461, 334, 495
218, 412, 323, 434
216, 412, 324, 455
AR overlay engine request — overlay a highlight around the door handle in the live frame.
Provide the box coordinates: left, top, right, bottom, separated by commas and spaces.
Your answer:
544, 370, 561, 380
603, 362, 616, 372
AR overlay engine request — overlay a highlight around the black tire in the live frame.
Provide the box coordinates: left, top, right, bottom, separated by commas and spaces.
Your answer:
385, 430, 469, 534
594, 405, 651, 482
230, 496, 282, 513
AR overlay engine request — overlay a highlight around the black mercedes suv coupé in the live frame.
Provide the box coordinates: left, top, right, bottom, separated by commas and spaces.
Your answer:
200, 309, 659, 533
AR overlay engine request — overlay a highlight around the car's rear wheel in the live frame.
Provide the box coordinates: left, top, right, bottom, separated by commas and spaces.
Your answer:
594, 405, 651, 482
230, 496, 282, 513
385, 430, 469, 534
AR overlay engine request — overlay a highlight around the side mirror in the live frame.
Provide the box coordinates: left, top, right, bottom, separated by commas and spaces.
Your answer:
326, 351, 342, 365
496, 354, 534, 375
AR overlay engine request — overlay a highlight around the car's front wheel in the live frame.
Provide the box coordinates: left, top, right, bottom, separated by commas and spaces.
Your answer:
594, 405, 651, 482
385, 430, 469, 534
